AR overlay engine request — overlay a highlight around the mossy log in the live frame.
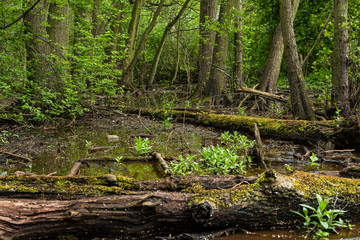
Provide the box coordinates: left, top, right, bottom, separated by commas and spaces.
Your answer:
0, 171, 359, 239
125, 108, 360, 150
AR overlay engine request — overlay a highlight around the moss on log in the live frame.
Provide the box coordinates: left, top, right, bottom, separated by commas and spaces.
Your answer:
0, 171, 359, 239
125, 108, 360, 150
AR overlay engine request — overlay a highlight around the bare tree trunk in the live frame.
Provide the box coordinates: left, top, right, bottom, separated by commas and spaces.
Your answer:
280, 0, 316, 120
332, 0, 350, 115
120, 0, 144, 87
121, 0, 165, 88
204, 0, 232, 101
233, 0, 244, 87
147, 0, 191, 89
258, 0, 300, 93
195, 0, 218, 95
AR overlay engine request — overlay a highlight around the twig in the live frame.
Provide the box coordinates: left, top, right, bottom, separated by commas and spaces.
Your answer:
137, 110, 154, 135
324, 149, 355, 153
0, 150, 32, 162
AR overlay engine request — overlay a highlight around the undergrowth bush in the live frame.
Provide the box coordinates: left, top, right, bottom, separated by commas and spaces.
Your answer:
169, 131, 254, 176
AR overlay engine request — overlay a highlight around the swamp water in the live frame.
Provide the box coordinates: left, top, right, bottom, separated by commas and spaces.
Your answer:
1, 114, 359, 239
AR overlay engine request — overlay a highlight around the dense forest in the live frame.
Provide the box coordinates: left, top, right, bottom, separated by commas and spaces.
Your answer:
1, 1, 360, 239
1, 0, 359, 122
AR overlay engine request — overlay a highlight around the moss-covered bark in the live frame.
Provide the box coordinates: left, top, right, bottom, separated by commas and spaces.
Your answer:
0, 171, 359, 239
125, 108, 359, 149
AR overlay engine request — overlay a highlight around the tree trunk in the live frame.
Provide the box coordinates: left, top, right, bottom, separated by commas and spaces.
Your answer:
147, 0, 191, 89
258, 0, 300, 93
24, 0, 50, 83
195, 0, 218, 95
233, 0, 244, 87
0, 171, 359, 239
204, 0, 232, 101
332, 0, 350, 115
121, 0, 165, 88
47, 0, 71, 88
280, 0, 316, 120
119, 0, 144, 87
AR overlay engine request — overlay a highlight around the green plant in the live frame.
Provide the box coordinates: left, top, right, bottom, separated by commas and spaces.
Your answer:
134, 137, 152, 155
0, 130, 18, 144
285, 164, 293, 172
237, 107, 246, 116
115, 156, 123, 163
270, 103, 282, 118
85, 140, 93, 150
220, 131, 254, 152
200, 145, 250, 175
332, 107, 343, 128
292, 194, 353, 239
169, 154, 200, 176
310, 153, 319, 167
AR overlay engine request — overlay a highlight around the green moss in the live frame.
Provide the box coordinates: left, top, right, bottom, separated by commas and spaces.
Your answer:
0, 175, 140, 200
291, 171, 360, 203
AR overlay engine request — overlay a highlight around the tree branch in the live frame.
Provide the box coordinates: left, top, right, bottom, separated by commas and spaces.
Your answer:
0, 0, 42, 30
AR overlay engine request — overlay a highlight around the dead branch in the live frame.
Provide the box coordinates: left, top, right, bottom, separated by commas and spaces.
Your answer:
237, 86, 288, 103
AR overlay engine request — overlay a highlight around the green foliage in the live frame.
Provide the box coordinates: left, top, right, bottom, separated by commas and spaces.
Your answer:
332, 107, 343, 128
237, 107, 246, 116
220, 131, 255, 153
169, 154, 200, 176
292, 194, 353, 239
309, 153, 319, 167
169, 131, 253, 176
134, 137, 152, 155
0, 131, 18, 144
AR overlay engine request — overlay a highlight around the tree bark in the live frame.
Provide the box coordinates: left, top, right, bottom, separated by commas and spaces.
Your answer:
120, 0, 144, 87
47, 0, 71, 88
233, 0, 244, 87
24, 0, 50, 83
258, 0, 300, 93
204, 0, 232, 101
147, 0, 191, 88
0, 171, 359, 239
195, 0, 218, 95
332, 0, 350, 115
121, 0, 165, 88
280, 0, 316, 120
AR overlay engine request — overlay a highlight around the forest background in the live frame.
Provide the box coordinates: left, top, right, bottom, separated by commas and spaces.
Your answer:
0, 0, 359, 123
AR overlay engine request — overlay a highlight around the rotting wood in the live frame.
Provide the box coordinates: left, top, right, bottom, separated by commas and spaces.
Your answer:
0, 171, 359, 239
124, 108, 360, 150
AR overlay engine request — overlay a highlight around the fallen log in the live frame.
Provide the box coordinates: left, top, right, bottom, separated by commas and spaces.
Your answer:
0, 171, 359, 239
124, 108, 360, 151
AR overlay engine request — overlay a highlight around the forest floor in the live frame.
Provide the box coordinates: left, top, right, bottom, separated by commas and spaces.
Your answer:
0, 87, 360, 239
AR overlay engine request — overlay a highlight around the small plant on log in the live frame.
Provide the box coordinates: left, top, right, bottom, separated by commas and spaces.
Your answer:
134, 137, 152, 155
292, 194, 354, 239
